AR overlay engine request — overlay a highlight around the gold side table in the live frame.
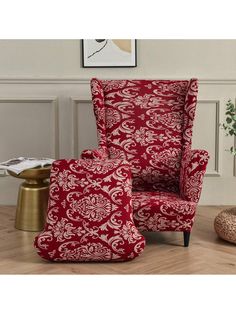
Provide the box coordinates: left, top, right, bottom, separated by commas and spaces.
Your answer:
8, 166, 51, 231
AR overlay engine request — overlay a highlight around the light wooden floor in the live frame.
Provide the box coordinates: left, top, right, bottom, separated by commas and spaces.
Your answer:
0, 205, 235, 274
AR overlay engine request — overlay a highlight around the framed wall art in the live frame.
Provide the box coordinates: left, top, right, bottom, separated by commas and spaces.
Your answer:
82, 39, 137, 68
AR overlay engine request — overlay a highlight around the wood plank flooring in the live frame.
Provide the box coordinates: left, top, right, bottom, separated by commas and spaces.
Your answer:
0, 205, 235, 274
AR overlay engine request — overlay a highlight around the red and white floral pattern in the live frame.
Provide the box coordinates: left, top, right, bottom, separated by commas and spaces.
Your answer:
34, 159, 145, 261
132, 191, 196, 232
179, 149, 209, 203
81, 78, 209, 233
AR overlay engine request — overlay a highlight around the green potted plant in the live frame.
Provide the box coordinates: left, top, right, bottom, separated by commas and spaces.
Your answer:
222, 99, 236, 155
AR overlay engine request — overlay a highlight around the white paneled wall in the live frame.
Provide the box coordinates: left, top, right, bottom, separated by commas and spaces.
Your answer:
0, 78, 236, 205
71, 98, 98, 158
0, 97, 59, 159
192, 100, 220, 176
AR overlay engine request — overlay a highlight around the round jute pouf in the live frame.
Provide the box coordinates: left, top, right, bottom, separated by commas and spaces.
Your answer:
214, 208, 236, 244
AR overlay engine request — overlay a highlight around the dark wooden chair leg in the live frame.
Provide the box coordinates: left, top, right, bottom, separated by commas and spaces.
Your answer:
183, 231, 191, 247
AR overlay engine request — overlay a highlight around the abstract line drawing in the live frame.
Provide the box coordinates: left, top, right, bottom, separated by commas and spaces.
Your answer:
88, 40, 108, 58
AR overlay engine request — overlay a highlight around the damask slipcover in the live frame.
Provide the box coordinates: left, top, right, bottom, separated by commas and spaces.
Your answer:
81, 78, 209, 246
34, 159, 145, 261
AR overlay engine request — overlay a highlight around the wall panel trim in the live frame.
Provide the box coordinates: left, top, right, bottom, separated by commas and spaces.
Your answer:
1, 77, 236, 85
71, 98, 91, 158
0, 97, 59, 163
197, 99, 220, 177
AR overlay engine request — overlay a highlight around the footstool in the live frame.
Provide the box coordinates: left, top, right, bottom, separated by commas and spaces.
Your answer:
214, 208, 236, 244
34, 159, 146, 262
8, 166, 51, 231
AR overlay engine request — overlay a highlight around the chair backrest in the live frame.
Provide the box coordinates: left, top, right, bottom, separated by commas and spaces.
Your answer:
90, 78, 198, 193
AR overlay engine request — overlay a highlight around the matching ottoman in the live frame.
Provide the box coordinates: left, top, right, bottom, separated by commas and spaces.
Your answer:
34, 159, 145, 262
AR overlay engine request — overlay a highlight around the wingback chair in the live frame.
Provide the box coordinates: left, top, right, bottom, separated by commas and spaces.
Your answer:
81, 78, 209, 247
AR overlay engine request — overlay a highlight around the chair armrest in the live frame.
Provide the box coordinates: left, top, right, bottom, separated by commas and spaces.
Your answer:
80, 148, 108, 160
180, 149, 209, 203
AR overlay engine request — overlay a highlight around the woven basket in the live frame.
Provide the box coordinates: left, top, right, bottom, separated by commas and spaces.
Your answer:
214, 208, 236, 244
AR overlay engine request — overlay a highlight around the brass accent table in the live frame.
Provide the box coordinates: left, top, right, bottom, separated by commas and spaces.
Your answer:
8, 166, 51, 231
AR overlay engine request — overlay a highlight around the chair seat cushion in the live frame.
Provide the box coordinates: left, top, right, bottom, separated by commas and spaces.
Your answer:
34, 159, 145, 262
132, 191, 197, 232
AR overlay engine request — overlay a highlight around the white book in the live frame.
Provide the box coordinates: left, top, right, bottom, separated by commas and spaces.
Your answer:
0, 157, 55, 175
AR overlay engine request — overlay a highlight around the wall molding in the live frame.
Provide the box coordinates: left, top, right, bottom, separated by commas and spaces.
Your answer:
0, 95, 222, 178
71, 98, 91, 158
198, 99, 220, 177
0, 78, 90, 85
199, 80, 236, 85
0, 96, 59, 160
1, 77, 236, 85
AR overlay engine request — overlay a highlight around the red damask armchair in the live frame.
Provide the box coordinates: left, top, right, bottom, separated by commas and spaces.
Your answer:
82, 78, 209, 247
